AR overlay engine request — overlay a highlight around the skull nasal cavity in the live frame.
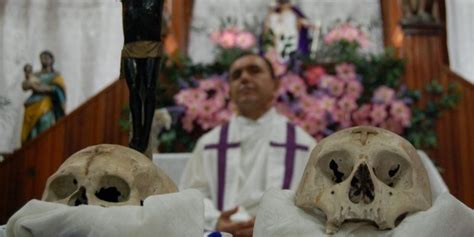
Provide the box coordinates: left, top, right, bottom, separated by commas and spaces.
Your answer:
349, 164, 375, 204
70, 187, 88, 206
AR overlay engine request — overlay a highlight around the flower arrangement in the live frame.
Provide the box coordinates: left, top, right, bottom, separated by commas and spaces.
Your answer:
273, 62, 412, 141
210, 27, 256, 50
324, 22, 370, 49
120, 21, 460, 153
174, 75, 233, 132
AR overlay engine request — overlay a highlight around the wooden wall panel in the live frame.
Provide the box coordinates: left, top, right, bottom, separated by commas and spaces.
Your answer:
398, 29, 474, 207
171, 0, 194, 52
437, 69, 474, 205
381, 0, 474, 207
0, 79, 129, 223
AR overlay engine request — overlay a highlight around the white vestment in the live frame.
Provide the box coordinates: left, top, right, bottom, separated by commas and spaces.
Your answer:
180, 108, 316, 230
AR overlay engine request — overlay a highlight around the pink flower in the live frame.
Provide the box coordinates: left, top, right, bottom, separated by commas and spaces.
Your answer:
332, 108, 352, 128
318, 75, 337, 89
175, 89, 206, 106
296, 115, 327, 136
337, 96, 357, 112
235, 31, 256, 49
370, 104, 388, 125
304, 66, 326, 86
300, 95, 325, 118
345, 79, 363, 99
390, 100, 411, 127
285, 74, 307, 98
324, 22, 370, 48
328, 78, 345, 97
352, 104, 371, 125
380, 118, 404, 134
335, 63, 356, 81
218, 30, 237, 48
199, 78, 221, 90
319, 96, 336, 113
373, 86, 396, 104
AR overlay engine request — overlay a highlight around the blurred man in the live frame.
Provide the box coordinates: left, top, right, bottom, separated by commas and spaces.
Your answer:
180, 54, 316, 236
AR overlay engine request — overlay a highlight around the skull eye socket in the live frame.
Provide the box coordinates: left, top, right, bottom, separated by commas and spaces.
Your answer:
373, 151, 412, 188
48, 174, 78, 200
95, 175, 130, 202
318, 150, 354, 184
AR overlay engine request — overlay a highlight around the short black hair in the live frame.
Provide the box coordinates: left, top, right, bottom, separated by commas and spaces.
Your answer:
229, 52, 276, 80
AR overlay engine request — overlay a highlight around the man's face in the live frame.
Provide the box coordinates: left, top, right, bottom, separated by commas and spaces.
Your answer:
229, 55, 278, 113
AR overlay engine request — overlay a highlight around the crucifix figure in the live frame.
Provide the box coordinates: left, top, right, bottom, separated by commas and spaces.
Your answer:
121, 0, 165, 153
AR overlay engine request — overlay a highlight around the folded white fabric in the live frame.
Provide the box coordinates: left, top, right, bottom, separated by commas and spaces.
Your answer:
254, 188, 474, 237
5, 189, 204, 237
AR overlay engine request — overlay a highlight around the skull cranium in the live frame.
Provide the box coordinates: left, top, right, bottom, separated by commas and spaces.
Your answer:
42, 144, 177, 207
295, 126, 432, 234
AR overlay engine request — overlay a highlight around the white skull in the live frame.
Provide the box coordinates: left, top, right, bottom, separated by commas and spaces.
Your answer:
42, 144, 177, 206
295, 126, 432, 234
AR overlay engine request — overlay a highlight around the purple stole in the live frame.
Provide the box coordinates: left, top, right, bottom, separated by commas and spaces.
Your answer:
270, 123, 309, 189
204, 123, 240, 211
204, 122, 308, 210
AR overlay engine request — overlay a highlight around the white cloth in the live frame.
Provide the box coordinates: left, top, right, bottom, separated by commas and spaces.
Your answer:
180, 108, 316, 230
253, 152, 472, 237
188, 0, 383, 63
0, 0, 123, 153
254, 190, 474, 237
447, 0, 474, 84
5, 189, 204, 237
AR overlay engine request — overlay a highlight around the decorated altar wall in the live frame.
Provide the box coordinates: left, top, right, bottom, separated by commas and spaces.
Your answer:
188, 0, 383, 63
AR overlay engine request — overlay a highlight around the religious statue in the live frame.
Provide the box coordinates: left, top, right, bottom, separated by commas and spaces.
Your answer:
263, 0, 312, 61
402, 0, 439, 24
121, 0, 165, 153
21, 51, 66, 143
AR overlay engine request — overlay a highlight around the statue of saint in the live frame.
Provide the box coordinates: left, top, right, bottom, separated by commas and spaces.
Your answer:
121, 0, 165, 153
21, 51, 66, 143
263, 0, 312, 61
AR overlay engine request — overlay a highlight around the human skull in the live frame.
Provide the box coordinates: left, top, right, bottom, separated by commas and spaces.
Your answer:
42, 144, 177, 206
295, 126, 431, 234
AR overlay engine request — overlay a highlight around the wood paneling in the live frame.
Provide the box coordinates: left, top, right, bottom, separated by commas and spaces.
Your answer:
171, 0, 194, 52
381, 0, 474, 207
435, 68, 474, 205
0, 79, 129, 223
